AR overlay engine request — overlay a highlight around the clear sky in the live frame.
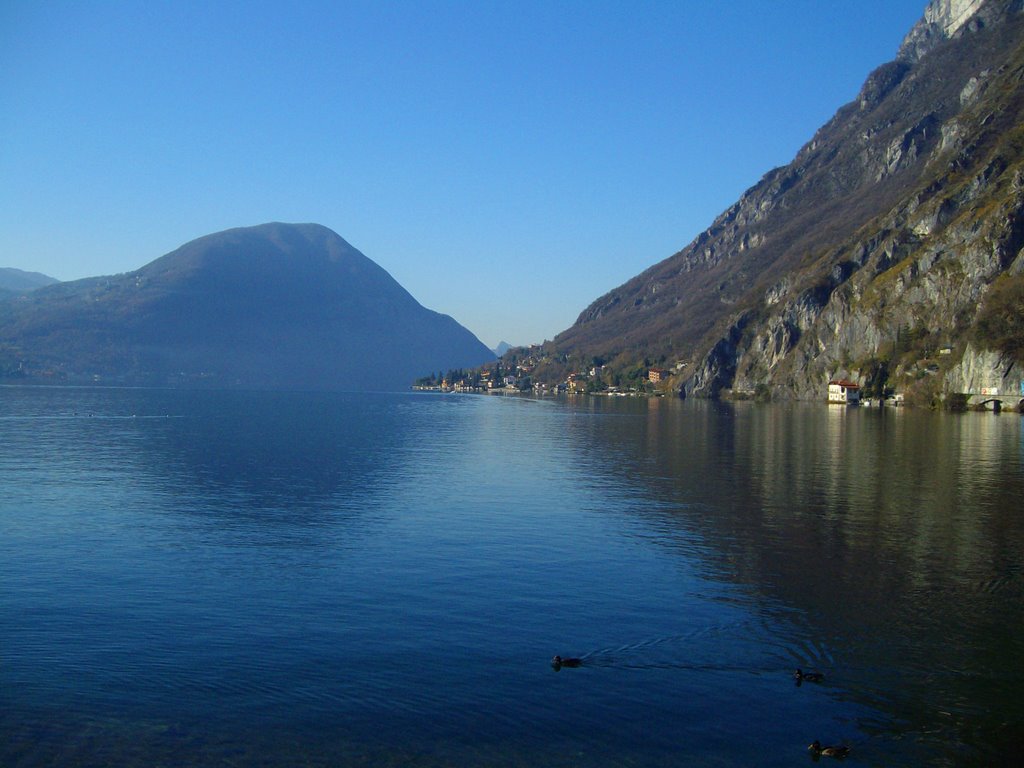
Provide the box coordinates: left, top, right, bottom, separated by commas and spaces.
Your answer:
1, 0, 927, 350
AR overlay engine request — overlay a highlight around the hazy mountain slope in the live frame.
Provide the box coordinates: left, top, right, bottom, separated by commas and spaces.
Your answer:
547, 0, 1024, 402
0, 223, 494, 389
0, 268, 59, 296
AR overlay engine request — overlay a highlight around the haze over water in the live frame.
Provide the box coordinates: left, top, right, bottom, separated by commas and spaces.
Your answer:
2, 386, 1022, 766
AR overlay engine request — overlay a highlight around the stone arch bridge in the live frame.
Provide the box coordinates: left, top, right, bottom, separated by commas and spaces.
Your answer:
964, 392, 1024, 412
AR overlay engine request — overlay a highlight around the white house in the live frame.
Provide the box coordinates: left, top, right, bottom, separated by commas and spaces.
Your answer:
828, 379, 861, 404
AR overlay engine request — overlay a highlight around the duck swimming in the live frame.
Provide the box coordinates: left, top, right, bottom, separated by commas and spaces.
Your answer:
794, 668, 824, 683
551, 655, 582, 669
808, 741, 850, 758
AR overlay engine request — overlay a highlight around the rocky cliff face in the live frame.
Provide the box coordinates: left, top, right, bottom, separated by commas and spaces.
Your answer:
549, 0, 1024, 404
899, 0, 988, 61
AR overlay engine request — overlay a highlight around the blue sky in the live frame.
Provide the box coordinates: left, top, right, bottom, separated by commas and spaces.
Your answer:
1, 1, 927, 349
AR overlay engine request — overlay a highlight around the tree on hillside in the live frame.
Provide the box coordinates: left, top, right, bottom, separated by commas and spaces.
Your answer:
973, 274, 1024, 361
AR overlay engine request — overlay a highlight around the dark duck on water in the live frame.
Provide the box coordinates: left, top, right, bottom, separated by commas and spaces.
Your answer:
551, 655, 582, 670
794, 668, 824, 684
808, 741, 850, 759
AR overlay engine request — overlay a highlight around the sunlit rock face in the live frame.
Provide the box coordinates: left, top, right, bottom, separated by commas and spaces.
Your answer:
550, 0, 1024, 403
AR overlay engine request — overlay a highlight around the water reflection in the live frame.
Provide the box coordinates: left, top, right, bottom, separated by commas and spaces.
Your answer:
576, 398, 1024, 764
2, 387, 1022, 766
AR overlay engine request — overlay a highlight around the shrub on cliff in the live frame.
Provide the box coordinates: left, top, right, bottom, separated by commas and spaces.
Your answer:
972, 274, 1024, 361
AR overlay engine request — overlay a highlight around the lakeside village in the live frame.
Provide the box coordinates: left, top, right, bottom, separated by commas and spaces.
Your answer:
417, 368, 898, 404
414, 364, 680, 397
413, 347, 686, 398
414, 346, 1023, 411
413, 348, 910, 405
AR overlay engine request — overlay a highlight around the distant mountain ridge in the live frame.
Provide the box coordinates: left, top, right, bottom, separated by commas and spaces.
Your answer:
0, 267, 59, 295
0, 223, 494, 389
534, 0, 1024, 403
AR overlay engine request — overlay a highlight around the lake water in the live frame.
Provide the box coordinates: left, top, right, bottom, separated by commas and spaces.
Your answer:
1, 386, 1022, 767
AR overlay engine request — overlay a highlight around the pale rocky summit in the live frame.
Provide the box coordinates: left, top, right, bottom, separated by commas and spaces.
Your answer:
899, 0, 989, 61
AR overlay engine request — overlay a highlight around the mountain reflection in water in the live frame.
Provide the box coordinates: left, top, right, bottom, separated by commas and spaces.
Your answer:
1, 388, 1021, 767
598, 398, 1024, 765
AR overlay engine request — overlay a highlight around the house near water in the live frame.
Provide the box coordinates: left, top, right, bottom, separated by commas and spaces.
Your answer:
828, 379, 861, 404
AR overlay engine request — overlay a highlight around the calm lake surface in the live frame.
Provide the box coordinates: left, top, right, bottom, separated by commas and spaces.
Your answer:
1, 386, 1022, 767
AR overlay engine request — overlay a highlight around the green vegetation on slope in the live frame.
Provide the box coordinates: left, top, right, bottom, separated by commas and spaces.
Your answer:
972, 272, 1024, 360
